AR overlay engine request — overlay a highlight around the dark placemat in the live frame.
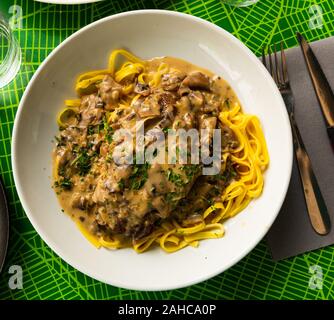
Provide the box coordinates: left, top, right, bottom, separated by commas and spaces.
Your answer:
267, 37, 334, 261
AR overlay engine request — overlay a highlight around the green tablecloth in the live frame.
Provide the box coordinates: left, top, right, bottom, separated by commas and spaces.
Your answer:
0, 0, 334, 300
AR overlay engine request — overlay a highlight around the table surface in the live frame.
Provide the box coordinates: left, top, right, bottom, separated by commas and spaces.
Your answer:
0, 0, 334, 300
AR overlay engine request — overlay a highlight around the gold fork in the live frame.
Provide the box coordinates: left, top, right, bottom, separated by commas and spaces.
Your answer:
262, 42, 330, 235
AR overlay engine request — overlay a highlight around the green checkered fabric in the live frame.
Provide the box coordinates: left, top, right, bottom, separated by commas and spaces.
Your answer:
0, 0, 333, 300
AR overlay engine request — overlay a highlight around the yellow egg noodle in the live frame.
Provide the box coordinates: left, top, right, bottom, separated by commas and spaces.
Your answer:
57, 49, 269, 253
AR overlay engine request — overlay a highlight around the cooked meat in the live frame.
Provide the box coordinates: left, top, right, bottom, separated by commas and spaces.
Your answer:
199, 116, 217, 131
97, 75, 122, 110
136, 94, 161, 118
183, 112, 196, 128
71, 192, 93, 210
179, 71, 211, 95
92, 177, 114, 204
220, 123, 239, 150
53, 56, 240, 245
161, 70, 186, 91
189, 91, 204, 109
203, 93, 221, 114
155, 92, 176, 129
80, 95, 105, 126
56, 147, 72, 167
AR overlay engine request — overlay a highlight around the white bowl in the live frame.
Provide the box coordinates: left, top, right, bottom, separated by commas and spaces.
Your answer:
12, 10, 292, 291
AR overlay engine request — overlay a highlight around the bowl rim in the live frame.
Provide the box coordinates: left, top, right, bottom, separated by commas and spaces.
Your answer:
11, 9, 293, 291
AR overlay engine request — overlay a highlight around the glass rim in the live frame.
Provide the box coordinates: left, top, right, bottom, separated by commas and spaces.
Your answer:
0, 19, 17, 65
0, 12, 21, 87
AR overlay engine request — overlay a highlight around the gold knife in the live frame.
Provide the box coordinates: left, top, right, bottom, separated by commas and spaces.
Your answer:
297, 33, 334, 146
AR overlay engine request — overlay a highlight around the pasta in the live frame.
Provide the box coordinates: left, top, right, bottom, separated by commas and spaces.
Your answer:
53, 49, 269, 253
137, 104, 269, 252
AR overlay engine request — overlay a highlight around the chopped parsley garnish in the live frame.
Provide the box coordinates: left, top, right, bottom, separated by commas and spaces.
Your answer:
87, 125, 95, 135
147, 201, 153, 209
129, 162, 150, 190
106, 153, 113, 163
54, 177, 73, 191
58, 166, 66, 177
72, 148, 93, 176
118, 179, 125, 190
103, 116, 114, 143
207, 198, 214, 206
231, 168, 237, 177
165, 192, 180, 207
166, 168, 185, 187
87, 117, 113, 143
180, 165, 200, 181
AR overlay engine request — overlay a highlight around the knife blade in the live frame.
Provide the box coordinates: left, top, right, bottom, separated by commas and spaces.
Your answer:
297, 32, 334, 145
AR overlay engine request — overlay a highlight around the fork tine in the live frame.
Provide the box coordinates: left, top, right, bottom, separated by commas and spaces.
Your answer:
280, 41, 289, 85
273, 43, 281, 86
268, 46, 275, 80
262, 47, 267, 67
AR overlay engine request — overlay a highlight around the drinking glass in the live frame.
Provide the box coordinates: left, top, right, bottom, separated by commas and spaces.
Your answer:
0, 13, 21, 88
222, 0, 260, 7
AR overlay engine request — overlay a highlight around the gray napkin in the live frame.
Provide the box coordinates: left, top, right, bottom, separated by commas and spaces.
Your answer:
266, 37, 334, 261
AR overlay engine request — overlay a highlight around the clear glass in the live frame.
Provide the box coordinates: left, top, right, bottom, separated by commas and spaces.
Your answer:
0, 14, 21, 88
222, 0, 260, 7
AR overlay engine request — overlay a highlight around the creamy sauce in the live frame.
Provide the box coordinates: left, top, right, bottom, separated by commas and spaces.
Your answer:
52, 56, 240, 245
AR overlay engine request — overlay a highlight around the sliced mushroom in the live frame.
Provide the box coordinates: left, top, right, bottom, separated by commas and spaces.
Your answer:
79, 94, 104, 126
96, 208, 126, 233
176, 96, 191, 113
182, 213, 204, 226
111, 164, 132, 183
154, 92, 176, 129
220, 124, 239, 150
183, 112, 196, 128
92, 177, 114, 204
60, 126, 83, 143
88, 134, 103, 152
161, 71, 186, 91
81, 94, 102, 109
96, 207, 108, 226
80, 108, 104, 126
179, 72, 211, 95
199, 115, 217, 145
71, 192, 93, 210
202, 93, 221, 114
188, 91, 204, 109
158, 92, 176, 109
151, 195, 171, 219
199, 116, 217, 131
134, 82, 150, 96
131, 213, 159, 240
56, 147, 72, 167
136, 95, 161, 118
97, 75, 122, 110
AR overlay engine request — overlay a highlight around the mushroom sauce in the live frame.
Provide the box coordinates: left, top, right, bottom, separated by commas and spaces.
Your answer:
53, 57, 240, 246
